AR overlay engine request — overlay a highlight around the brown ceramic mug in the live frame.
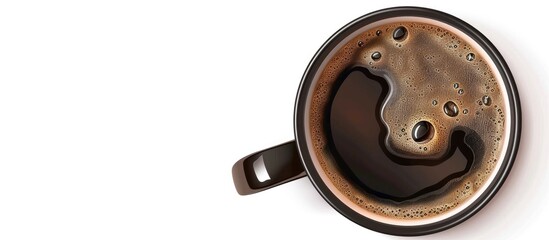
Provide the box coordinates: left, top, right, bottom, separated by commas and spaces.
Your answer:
232, 7, 520, 235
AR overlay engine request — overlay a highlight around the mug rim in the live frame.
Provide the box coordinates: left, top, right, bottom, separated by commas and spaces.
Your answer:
293, 6, 521, 236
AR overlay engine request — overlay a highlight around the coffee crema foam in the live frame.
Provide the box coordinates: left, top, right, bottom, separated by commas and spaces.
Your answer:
307, 17, 508, 223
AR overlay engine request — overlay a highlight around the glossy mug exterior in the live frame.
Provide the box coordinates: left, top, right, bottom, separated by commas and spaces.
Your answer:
232, 7, 520, 235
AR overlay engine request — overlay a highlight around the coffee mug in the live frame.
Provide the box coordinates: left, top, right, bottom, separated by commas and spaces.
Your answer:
232, 7, 520, 235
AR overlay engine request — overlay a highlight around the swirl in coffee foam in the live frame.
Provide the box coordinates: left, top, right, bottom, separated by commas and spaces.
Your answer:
307, 17, 509, 225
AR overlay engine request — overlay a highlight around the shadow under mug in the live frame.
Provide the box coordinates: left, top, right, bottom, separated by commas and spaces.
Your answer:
232, 7, 520, 236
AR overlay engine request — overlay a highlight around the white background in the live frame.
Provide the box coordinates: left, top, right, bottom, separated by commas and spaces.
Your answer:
1, 1, 548, 239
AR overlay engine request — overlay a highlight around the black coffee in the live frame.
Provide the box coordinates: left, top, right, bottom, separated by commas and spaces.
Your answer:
307, 18, 508, 221
328, 69, 483, 202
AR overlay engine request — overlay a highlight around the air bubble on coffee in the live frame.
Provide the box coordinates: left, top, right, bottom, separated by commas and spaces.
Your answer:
482, 95, 491, 106
443, 101, 459, 117
393, 26, 407, 40
466, 53, 475, 61
412, 121, 433, 142
371, 51, 381, 61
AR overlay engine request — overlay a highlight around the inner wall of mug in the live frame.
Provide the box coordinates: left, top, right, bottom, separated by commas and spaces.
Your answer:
302, 16, 511, 226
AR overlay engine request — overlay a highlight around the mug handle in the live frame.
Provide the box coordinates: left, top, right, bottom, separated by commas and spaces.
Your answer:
232, 141, 307, 195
